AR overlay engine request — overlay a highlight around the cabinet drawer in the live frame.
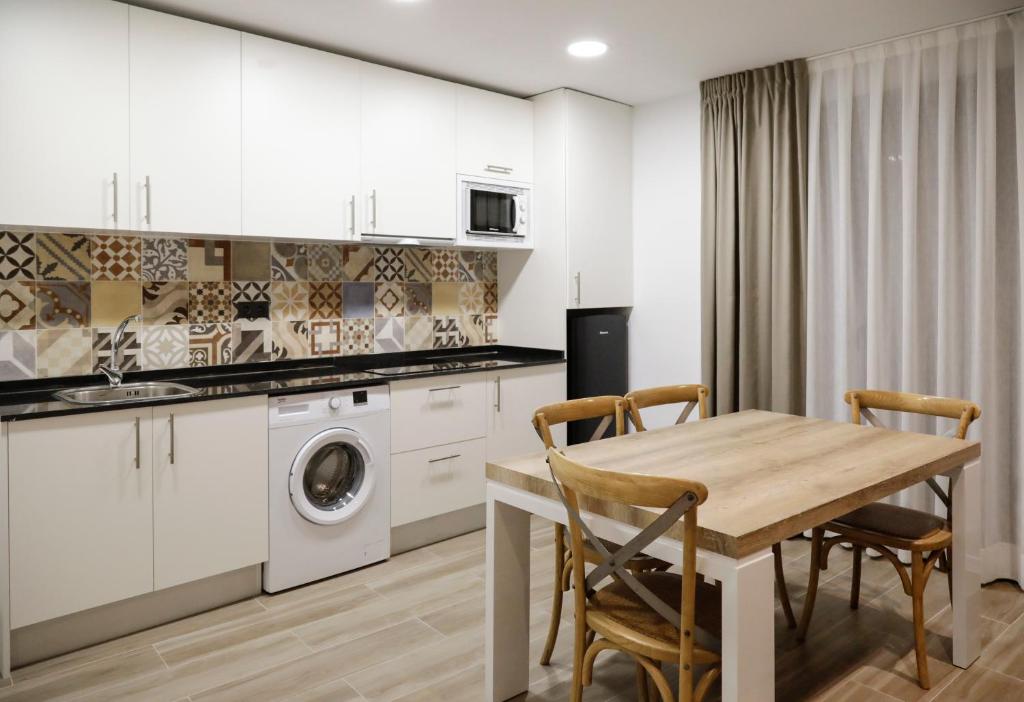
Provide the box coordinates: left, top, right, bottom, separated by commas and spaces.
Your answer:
390, 438, 486, 527
390, 375, 487, 453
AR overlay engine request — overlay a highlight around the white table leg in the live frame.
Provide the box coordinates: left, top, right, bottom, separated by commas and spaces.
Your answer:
485, 488, 532, 701
719, 548, 775, 702
949, 459, 982, 668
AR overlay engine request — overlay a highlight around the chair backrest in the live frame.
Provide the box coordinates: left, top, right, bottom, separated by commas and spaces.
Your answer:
623, 384, 711, 432
844, 389, 981, 440
532, 396, 625, 449
547, 448, 710, 696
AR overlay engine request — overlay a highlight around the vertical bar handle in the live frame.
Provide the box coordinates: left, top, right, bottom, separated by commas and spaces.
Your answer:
134, 416, 141, 470
495, 376, 501, 412
347, 195, 356, 238
369, 189, 377, 231
112, 172, 119, 224
169, 412, 175, 465
574, 272, 581, 305
144, 175, 152, 225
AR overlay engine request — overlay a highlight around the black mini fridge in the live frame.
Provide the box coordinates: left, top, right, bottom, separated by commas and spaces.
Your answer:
567, 311, 628, 445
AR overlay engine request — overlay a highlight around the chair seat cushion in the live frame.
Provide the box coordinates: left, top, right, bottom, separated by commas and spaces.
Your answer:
587, 571, 722, 657
832, 502, 948, 541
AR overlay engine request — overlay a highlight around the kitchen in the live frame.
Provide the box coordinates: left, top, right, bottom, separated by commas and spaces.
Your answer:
0, 1, 1022, 700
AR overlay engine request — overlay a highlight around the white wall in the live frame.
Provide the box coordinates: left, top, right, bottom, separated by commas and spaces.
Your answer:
629, 90, 702, 427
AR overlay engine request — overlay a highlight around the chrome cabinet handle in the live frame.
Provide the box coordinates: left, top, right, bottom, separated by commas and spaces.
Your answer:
347, 195, 355, 238
428, 454, 461, 464
485, 164, 513, 174
112, 172, 119, 224
169, 412, 175, 465
494, 376, 501, 412
369, 189, 377, 231
144, 175, 152, 225
428, 385, 461, 393
574, 272, 581, 305
134, 416, 141, 470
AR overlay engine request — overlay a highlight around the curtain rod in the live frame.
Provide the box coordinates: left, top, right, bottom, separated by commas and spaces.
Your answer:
808, 6, 1023, 62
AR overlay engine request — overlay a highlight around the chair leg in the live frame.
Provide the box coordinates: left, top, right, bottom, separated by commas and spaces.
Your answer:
571, 611, 587, 702
539, 524, 565, 666
635, 661, 650, 702
796, 527, 825, 642
850, 545, 863, 610
911, 551, 932, 690
773, 542, 797, 629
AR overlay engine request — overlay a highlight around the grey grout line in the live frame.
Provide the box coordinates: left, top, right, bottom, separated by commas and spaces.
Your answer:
415, 615, 451, 639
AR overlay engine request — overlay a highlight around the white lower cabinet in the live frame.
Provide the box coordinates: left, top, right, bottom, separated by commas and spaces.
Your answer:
9, 408, 154, 628
391, 438, 486, 527
389, 375, 487, 454
7, 397, 269, 629
486, 365, 567, 462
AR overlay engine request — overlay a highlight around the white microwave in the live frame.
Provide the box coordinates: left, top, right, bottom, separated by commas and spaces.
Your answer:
457, 174, 531, 249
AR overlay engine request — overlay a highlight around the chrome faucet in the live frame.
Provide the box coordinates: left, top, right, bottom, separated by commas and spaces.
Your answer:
99, 314, 140, 387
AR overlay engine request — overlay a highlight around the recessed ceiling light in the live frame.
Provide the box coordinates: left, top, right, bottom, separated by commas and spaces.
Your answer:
567, 40, 608, 58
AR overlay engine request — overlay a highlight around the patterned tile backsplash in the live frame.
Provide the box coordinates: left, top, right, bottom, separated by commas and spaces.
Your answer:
0, 231, 499, 381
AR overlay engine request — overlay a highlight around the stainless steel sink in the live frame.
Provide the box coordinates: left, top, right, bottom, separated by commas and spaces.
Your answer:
54, 382, 200, 406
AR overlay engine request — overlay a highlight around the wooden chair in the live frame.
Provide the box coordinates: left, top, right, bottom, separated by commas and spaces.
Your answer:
533, 397, 670, 668
548, 447, 722, 702
796, 389, 982, 689
622, 384, 798, 629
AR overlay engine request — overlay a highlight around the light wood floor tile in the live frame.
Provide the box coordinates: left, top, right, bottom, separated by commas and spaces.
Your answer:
930, 664, 1024, 699
284, 676, 364, 702
0, 648, 165, 702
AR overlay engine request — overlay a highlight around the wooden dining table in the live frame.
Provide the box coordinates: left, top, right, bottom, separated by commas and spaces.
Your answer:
484, 410, 982, 701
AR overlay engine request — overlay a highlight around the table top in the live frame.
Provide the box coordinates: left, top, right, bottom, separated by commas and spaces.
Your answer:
485, 410, 981, 558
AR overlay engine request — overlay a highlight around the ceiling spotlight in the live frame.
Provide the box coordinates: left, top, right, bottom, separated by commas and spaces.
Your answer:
567, 40, 608, 58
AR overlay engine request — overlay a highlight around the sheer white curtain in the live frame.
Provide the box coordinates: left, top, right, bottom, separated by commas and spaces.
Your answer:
806, 16, 1024, 583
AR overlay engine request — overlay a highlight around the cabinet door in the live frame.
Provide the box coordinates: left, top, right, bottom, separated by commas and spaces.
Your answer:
8, 409, 153, 628
566, 91, 633, 309
0, 0, 129, 230
389, 375, 487, 454
456, 86, 533, 182
486, 365, 567, 462
242, 34, 361, 240
153, 396, 268, 590
360, 63, 456, 241
129, 7, 241, 235
391, 438, 486, 527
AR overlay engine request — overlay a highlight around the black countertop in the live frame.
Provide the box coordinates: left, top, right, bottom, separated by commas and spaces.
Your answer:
0, 345, 564, 422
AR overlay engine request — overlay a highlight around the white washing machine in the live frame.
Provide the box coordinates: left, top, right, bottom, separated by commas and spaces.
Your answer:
264, 386, 390, 593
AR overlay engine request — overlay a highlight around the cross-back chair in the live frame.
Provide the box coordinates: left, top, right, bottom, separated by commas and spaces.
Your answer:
622, 384, 798, 629
532, 397, 670, 669
547, 447, 722, 702
796, 389, 982, 690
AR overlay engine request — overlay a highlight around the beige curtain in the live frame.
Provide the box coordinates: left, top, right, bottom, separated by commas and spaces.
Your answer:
700, 60, 808, 415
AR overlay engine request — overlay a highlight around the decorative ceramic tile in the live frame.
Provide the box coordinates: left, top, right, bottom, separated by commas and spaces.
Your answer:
232, 281, 271, 321
36, 328, 91, 378
0, 281, 36, 330
188, 239, 231, 282
91, 281, 141, 327
403, 248, 433, 283
483, 282, 498, 314
340, 245, 374, 282
479, 251, 498, 283
92, 326, 140, 373
309, 319, 341, 357
463, 314, 485, 346
37, 233, 90, 281
433, 249, 469, 282
36, 282, 90, 328
404, 282, 432, 316
374, 247, 405, 281
0, 231, 35, 281
141, 325, 188, 370
91, 235, 141, 281
272, 321, 309, 360
188, 323, 232, 367
189, 282, 232, 324
142, 281, 188, 326
271, 242, 307, 281
271, 281, 309, 321
307, 244, 342, 281
458, 282, 485, 314
0, 330, 35, 381
309, 282, 342, 319
484, 314, 498, 343
232, 242, 271, 281
142, 237, 188, 281
433, 316, 468, 349
374, 282, 404, 317
342, 318, 373, 355
342, 282, 373, 318
459, 251, 484, 282
405, 316, 433, 351
373, 317, 404, 353
432, 282, 461, 316
232, 319, 272, 364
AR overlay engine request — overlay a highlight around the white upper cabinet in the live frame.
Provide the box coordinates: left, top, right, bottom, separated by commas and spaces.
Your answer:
456, 86, 533, 182
129, 7, 241, 235
360, 63, 457, 242
242, 34, 361, 240
0, 0, 129, 230
566, 91, 633, 309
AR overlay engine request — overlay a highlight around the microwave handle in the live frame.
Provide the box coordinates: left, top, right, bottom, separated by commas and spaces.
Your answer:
510, 194, 519, 235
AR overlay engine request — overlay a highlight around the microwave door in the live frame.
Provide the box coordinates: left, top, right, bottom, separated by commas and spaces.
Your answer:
468, 188, 523, 237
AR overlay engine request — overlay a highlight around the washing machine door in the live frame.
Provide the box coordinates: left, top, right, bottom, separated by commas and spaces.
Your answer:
289, 427, 375, 526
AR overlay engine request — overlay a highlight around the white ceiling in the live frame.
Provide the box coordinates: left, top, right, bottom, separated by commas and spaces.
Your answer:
129, 0, 1020, 105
